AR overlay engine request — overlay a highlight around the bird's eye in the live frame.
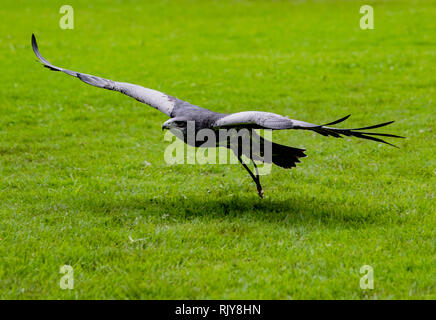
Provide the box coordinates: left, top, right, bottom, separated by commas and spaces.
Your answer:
174, 121, 186, 126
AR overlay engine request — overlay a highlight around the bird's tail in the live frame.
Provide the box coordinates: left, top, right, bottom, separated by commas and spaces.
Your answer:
269, 141, 307, 169
252, 134, 307, 169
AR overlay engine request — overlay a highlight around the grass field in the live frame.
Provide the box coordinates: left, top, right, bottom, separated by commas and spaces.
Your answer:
0, 0, 434, 299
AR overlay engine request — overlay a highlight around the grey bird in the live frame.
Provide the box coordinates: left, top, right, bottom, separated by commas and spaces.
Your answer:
31, 34, 404, 198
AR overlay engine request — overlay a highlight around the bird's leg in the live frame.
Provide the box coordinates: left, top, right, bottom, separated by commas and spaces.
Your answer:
237, 156, 264, 199
251, 160, 264, 198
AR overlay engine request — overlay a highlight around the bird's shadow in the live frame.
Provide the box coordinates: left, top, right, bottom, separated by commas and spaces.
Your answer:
89, 193, 387, 229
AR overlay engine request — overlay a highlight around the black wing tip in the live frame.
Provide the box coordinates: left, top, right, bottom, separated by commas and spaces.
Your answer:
31, 33, 42, 61
316, 117, 405, 147
31, 33, 61, 72
322, 114, 351, 126
359, 132, 406, 139
359, 134, 400, 148
387, 142, 400, 149
31, 33, 38, 52
352, 120, 396, 131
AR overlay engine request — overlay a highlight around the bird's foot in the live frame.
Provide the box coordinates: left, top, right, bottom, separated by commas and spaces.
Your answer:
257, 187, 264, 199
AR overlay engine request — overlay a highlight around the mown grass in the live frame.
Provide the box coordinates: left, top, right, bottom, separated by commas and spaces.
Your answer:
0, 0, 434, 299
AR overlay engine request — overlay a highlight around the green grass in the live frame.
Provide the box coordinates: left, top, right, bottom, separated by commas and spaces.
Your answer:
0, 0, 434, 299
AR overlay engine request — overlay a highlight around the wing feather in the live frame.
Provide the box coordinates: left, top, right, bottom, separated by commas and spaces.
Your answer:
213, 111, 403, 147
292, 115, 404, 147
32, 34, 176, 116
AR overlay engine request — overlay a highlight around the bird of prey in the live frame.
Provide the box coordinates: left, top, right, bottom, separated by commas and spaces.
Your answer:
31, 34, 403, 198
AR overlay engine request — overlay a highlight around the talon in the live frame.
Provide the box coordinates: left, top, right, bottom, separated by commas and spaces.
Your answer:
257, 188, 264, 198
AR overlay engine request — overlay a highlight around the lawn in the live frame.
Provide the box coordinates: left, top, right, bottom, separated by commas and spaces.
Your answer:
0, 0, 434, 299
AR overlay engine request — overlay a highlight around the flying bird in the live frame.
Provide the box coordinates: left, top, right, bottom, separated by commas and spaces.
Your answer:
31, 34, 404, 198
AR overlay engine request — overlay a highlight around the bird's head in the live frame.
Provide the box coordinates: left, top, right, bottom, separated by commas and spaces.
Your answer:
162, 118, 189, 133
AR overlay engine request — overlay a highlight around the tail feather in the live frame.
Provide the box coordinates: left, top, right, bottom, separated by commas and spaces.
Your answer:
230, 132, 307, 169
270, 142, 307, 168
256, 134, 306, 169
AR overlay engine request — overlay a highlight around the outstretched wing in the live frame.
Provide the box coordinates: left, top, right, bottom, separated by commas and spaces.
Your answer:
213, 111, 297, 130
213, 111, 404, 147
32, 34, 181, 117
